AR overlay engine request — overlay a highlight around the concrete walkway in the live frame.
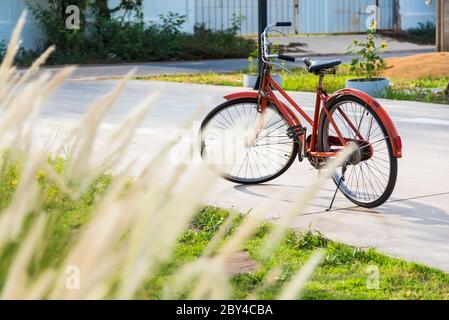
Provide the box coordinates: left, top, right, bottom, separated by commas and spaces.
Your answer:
272, 34, 435, 56
39, 59, 249, 81
39, 80, 449, 272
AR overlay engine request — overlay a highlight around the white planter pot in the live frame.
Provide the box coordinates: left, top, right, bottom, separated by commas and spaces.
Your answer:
345, 78, 390, 98
243, 74, 282, 88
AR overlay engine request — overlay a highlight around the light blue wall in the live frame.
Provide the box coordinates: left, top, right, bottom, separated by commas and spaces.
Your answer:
298, 0, 384, 34
0, 0, 46, 50
399, 0, 435, 30
110, 0, 195, 32
0, 0, 438, 51
195, 0, 296, 35
195, 0, 433, 35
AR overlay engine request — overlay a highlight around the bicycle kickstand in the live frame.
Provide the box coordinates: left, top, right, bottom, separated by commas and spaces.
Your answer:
326, 163, 347, 212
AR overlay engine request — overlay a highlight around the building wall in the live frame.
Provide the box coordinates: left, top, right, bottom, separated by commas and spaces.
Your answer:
0, 0, 46, 50
399, 0, 435, 30
0, 0, 438, 51
109, 0, 195, 32
193, 0, 435, 35
195, 0, 296, 35
298, 0, 395, 34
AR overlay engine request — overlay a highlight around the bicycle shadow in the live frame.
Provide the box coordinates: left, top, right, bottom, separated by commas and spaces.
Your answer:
367, 194, 449, 227
234, 183, 337, 201
234, 184, 449, 228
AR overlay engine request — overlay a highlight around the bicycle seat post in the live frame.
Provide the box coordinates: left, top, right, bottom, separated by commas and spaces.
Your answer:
318, 70, 326, 91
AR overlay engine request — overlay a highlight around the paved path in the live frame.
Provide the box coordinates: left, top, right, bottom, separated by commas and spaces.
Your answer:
40, 50, 433, 80
39, 59, 249, 80
272, 34, 435, 56
39, 80, 449, 272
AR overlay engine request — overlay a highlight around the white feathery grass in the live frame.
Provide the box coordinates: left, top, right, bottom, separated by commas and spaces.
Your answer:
248, 267, 283, 300
97, 92, 160, 170
0, 13, 354, 300
277, 250, 324, 300
0, 12, 26, 84
64, 71, 135, 181
165, 195, 281, 299
202, 209, 240, 257
17, 46, 55, 86
0, 152, 43, 246
164, 257, 230, 299
261, 144, 356, 258
1, 214, 46, 300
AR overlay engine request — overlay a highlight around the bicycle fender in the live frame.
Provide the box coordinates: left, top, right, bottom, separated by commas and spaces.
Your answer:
224, 91, 259, 101
328, 88, 402, 158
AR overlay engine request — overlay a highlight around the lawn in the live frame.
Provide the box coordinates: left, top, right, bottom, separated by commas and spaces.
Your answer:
1, 159, 448, 300
139, 65, 449, 105
137, 207, 449, 300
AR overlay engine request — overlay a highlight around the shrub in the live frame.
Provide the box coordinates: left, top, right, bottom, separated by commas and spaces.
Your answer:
0, 39, 40, 66
26, 2, 255, 65
407, 22, 436, 44
175, 24, 255, 60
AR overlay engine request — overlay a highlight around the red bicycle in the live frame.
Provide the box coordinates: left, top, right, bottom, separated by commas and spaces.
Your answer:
200, 22, 402, 208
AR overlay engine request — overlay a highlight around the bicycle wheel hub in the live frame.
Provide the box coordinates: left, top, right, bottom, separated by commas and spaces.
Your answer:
348, 141, 372, 165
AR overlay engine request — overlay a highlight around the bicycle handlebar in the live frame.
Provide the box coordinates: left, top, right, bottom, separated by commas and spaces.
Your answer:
278, 54, 296, 62
261, 22, 295, 65
276, 22, 292, 27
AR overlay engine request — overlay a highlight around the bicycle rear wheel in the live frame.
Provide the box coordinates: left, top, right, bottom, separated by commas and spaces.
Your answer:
319, 96, 398, 208
200, 98, 298, 184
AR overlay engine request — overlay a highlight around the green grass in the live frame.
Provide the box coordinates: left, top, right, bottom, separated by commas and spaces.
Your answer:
136, 207, 449, 300
0, 155, 113, 283
1, 157, 448, 300
140, 65, 449, 105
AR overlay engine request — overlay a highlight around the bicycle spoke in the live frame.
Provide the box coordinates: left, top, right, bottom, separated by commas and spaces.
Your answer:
202, 102, 295, 183
323, 100, 394, 205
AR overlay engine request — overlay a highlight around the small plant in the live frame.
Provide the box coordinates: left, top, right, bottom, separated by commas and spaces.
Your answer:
110, 0, 144, 22
229, 13, 246, 36
247, 48, 259, 74
445, 80, 449, 100
158, 12, 187, 35
347, 21, 388, 81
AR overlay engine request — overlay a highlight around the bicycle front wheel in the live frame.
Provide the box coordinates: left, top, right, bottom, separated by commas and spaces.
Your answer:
200, 98, 298, 184
319, 96, 398, 208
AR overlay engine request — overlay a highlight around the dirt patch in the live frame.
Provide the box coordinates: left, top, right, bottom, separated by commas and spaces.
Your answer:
224, 251, 260, 276
383, 52, 449, 80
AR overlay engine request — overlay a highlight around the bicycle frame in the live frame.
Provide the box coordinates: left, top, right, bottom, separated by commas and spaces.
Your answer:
263, 72, 347, 158
224, 72, 403, 159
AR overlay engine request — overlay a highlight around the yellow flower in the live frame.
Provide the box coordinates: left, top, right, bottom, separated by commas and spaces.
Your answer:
10, 179, 18, 188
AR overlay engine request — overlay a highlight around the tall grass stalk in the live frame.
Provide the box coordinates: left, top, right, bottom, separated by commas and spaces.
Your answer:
0, 12, 352, 300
